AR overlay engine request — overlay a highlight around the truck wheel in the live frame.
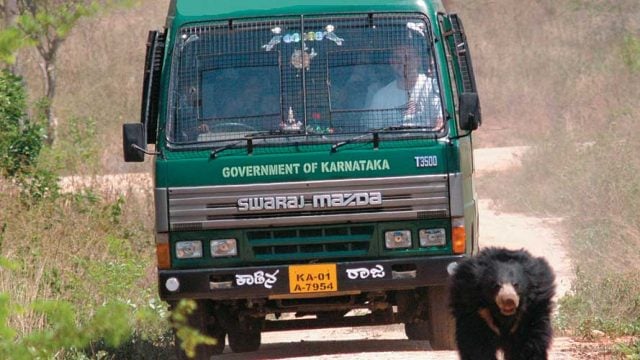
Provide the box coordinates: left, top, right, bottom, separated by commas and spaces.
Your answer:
174, 301, 226, 359
228, 329, 261, 353
404, 320, 430, 340
426, 285, 456, 350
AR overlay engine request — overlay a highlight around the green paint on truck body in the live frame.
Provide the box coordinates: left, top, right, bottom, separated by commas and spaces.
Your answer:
143, 2, 480, 327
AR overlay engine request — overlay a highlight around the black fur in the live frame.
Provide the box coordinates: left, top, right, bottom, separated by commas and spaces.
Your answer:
450, 247, 556, 360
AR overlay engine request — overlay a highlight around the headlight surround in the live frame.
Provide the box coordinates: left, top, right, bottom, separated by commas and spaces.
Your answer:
384, 230, 412, 249
211, 239, 238, 257
419, 228, 446, 247
175, 241, 203, 259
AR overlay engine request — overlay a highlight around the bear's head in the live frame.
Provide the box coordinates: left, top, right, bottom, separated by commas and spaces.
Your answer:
476, 257, 529, 317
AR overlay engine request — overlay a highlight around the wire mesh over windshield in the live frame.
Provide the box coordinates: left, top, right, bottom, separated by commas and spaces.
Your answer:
167, 14, 443, 145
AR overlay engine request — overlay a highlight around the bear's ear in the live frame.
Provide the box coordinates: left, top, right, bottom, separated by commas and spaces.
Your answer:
450, 259, 483, 298
525, 256, 556, 301
452, 259, 479, 283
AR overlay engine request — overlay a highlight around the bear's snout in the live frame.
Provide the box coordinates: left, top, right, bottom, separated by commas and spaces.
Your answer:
495, 283, 519, 316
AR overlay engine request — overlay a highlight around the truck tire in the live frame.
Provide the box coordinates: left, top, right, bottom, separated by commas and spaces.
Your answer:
426, 285, 456, 350
175, 301, 226, 359
404, 320, 430, 340
228, 329, 261, 353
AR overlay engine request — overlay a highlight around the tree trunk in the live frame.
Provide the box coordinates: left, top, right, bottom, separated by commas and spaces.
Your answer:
40, 58, 57, 145
3, 0, 18, 26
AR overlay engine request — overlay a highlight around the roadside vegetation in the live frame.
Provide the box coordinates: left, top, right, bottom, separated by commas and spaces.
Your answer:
0, 68, 173, 358
0, 0, 212, 358
463, 0, 640, 355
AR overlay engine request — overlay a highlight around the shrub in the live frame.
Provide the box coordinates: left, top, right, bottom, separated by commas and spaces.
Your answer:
0, 70, 45, 178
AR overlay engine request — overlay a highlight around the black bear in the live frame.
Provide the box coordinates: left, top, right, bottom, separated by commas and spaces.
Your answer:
450, 247, 555, 360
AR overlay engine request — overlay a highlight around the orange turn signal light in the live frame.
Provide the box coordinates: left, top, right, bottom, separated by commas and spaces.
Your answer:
156, 243, 171, 269
452, 226, 466, 254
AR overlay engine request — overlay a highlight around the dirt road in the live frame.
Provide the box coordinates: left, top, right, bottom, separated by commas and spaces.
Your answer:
210, 146, 577, 359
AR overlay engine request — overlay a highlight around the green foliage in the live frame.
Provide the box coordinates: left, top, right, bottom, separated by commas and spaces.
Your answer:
0, 27, 26, 64
614, 339, 640, 359
622, 34, 640, 73
4, 122, 45, 177
0, 298, 134, 359
16, 168, 60, 203
70, 234, 146, 304
171, 300, 217, 359
0, 294, 17, 343
17, 2, 98, 42
0, 188, 168, 358
14, 0, 137, 52
41, 115, 100, 175
557, 269, 640, 337
0, 70, 26, 126
0, 69, 46, 179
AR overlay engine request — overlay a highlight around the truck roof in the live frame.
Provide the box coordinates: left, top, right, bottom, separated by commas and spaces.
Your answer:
167, 0, 444, 29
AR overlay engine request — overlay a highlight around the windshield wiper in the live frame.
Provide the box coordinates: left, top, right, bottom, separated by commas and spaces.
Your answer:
210, 130, 304, 158
210, 140, 244, 159
331, 125, 437, 153
244, 129, 298, 138
331, 129, 384, 153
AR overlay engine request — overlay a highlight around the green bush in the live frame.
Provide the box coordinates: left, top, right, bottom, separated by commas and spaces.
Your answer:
0, 70, 45, 178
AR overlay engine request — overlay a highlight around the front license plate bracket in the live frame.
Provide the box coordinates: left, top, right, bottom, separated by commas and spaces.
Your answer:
288, 264, 338, 294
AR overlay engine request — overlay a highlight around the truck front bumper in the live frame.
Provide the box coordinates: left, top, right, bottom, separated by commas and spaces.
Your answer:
158, 255, 464, 301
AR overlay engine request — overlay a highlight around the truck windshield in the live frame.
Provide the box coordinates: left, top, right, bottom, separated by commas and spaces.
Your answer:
167, 14, 444, 145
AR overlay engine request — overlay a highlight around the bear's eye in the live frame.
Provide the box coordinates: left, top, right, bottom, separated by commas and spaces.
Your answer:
513, 282, 520, 290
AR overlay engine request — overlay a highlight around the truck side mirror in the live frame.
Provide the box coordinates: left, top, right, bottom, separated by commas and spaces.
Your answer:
123, 123, 146, 162
459, 92, 481, 131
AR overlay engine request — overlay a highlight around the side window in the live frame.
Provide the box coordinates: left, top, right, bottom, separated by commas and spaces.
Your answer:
438, 14, 459, 119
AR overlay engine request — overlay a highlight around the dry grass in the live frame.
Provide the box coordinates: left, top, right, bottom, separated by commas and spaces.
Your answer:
450, 0, 640, 147
0, 179, 157, 335
451, 0, 640, 341
17, 0, 169, 174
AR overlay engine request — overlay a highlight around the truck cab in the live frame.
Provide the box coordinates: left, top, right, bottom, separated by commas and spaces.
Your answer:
123, 0, 481, 357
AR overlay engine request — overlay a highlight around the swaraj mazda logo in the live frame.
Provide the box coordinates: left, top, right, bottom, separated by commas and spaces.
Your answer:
312, 192, 382, 208
237, 192, 383, 212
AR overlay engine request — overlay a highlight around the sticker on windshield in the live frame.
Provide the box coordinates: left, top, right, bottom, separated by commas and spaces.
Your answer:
262, 24, 344, 51
406, 22, 426, 37
291, 47, 317, 70
262, 26, 282, 51
180, 33, 199, 50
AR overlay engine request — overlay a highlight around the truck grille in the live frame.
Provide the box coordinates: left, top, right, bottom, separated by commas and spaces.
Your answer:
247, 225, 373, 260
167, 175, 450, 231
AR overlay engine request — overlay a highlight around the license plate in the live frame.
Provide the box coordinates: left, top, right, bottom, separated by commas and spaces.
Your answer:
289, 264, 338, 294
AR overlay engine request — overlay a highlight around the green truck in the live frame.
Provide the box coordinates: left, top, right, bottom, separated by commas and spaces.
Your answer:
123, 0, 481, 357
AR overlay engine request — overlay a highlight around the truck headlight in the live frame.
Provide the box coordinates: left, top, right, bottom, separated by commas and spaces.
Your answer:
385, 230, 412, 249
419, 228, 446, 247
176, 241, 203, 259
211, 239, 238, 257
